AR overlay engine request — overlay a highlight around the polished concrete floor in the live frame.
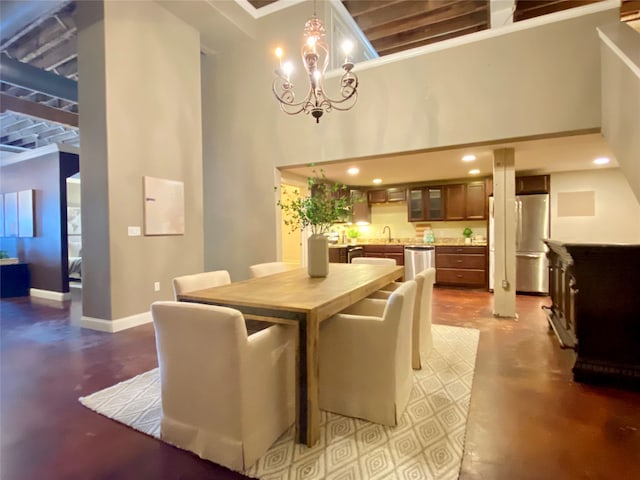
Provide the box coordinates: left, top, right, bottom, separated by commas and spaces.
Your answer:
1, 288, 638, 480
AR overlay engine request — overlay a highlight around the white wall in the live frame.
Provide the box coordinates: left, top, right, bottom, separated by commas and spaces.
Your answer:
78, 1, 204, 321
268, 4, 618, 167
599, 23, 640, 202
550, 168, 640, 243
203, 3, 622, 279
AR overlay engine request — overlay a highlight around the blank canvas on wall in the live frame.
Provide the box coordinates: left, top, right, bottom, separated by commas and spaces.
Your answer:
18, 189, 34, 237
0, 195, 4, 237
143, 176, 185, 236
557, 191, 595, 217
4, 192, 18, 237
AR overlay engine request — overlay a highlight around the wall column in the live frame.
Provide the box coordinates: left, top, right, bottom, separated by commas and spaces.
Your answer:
492, 148, 517, 318
77, 1, 204, 331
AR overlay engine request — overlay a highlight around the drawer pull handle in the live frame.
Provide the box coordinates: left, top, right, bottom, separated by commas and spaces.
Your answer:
456, 274, 463, 278
456, 260, 463, 263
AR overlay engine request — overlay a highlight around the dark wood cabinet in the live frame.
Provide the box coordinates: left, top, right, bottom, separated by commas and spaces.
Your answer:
444, 184, 465, 220
408, 188, 425, 221
444, 182, 486, 221
350, 189, 370, 224
516, 175, 550, 194
543, 240, 640, 389
368, 187, 406, 204
408, 186, 443, 222
435, 246, 487, 288
465, 181, 487, 219
362, 244, 404, 266
367, 189, 387, 204
329, 246, 348, 263
425, 186, 443, 220
386, 187, 406, 202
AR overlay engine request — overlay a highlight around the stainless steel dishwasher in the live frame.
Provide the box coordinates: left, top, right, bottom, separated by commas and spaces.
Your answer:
404, 245, 435, 280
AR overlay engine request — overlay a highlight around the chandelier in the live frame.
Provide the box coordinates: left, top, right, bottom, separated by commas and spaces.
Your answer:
272, 4, 359, 124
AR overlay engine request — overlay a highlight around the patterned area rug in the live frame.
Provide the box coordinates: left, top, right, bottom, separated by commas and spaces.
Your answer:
80, 324, 479, 480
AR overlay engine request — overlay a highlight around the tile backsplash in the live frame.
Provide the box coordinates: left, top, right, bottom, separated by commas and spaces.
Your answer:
332, 202, 487, 242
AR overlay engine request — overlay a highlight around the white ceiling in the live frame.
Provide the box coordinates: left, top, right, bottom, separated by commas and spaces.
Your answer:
280, 132, 618, 186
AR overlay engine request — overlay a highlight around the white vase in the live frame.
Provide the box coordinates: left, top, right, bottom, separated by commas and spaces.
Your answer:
307, 233, 329, 277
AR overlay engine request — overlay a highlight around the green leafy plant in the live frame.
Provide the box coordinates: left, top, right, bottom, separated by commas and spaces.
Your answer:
0, 250, 9, 259
345, 226, 360, 239
463, 227, 473, 238
277, 169, 352, 235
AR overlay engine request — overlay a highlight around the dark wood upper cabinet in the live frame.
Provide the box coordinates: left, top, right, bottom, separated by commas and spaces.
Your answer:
386, 187, 406, 202
516, 175, 550, 195
367, 189, 387, 203
350, 189, 371, 224
408, 188, 426, 221
408, 186, 443, 222
465, 181, 487, 220
444, 184, 465, 220
368, 187, 406, 204
425, 186, 443, 220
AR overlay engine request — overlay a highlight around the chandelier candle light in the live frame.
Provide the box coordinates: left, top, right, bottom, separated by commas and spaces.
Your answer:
272, 3, 359, 124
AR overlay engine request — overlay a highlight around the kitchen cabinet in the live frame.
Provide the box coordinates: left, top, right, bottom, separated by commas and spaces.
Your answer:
368, 189, 387, 204
363, 244, 404, 266
386, 187, 406, 202
465, 181, 487, 219
367, 187, 406, 204
409, 181, 486, 222
443, 184, 465, 220
444, 181, 487, 221
516, 175, 550, 195
329, 246, 347, 263
350, 189, 370, 224
408, 186, 443, 222
435, 245, 487, 288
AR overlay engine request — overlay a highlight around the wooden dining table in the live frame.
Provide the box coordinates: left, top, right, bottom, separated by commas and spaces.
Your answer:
177, 262, 404, 447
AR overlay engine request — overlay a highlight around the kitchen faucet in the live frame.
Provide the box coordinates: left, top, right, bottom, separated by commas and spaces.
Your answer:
383, 225, 391, 242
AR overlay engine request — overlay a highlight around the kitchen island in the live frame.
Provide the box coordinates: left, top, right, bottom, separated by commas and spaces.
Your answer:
543, 240, 640, 389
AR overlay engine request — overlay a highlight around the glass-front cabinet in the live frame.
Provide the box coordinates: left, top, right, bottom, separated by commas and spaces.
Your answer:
408, 188, 425, 221
408, 186, 443, 221
426, 187, 443, 220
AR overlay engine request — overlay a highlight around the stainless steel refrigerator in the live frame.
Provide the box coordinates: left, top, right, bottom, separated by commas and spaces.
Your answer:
489, 194, 550, 294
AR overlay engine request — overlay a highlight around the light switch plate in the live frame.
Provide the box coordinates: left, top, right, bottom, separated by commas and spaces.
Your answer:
128, 226, 141, 236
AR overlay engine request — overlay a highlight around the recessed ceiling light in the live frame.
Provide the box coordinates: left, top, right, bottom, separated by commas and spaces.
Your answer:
372, 178, 382, 184
468, 169, 480, 175
593, 157, 610, 165
347, 167, 360, 175
462, 154, 476, 162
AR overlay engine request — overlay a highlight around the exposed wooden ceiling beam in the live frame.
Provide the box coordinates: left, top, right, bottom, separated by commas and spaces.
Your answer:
0, 93, 78, 127
621, 0, 640, 20
342, 0, 405, 18
514, 0, 603, 22
350, 0, 474, 31
372, 9, 489, 54
364, 1, 488, 42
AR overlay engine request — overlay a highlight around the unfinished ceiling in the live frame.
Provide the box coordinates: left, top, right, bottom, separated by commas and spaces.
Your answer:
0, 0, 638, 160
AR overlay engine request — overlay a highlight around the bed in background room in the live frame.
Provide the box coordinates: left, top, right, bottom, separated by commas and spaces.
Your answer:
68, 236, 82, 282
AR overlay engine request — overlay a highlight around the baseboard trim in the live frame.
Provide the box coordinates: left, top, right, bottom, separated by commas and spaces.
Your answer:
30, 288, 71, 302
76, 311, 152, 333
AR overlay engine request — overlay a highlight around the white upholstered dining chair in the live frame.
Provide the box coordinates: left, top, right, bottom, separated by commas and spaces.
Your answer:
370, 268, 436, 369
249, 261, 293, 278
319, 280, 416, 426
172, 270, 231, 300
350, 257, 397, 265
151, 301, 296, 471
